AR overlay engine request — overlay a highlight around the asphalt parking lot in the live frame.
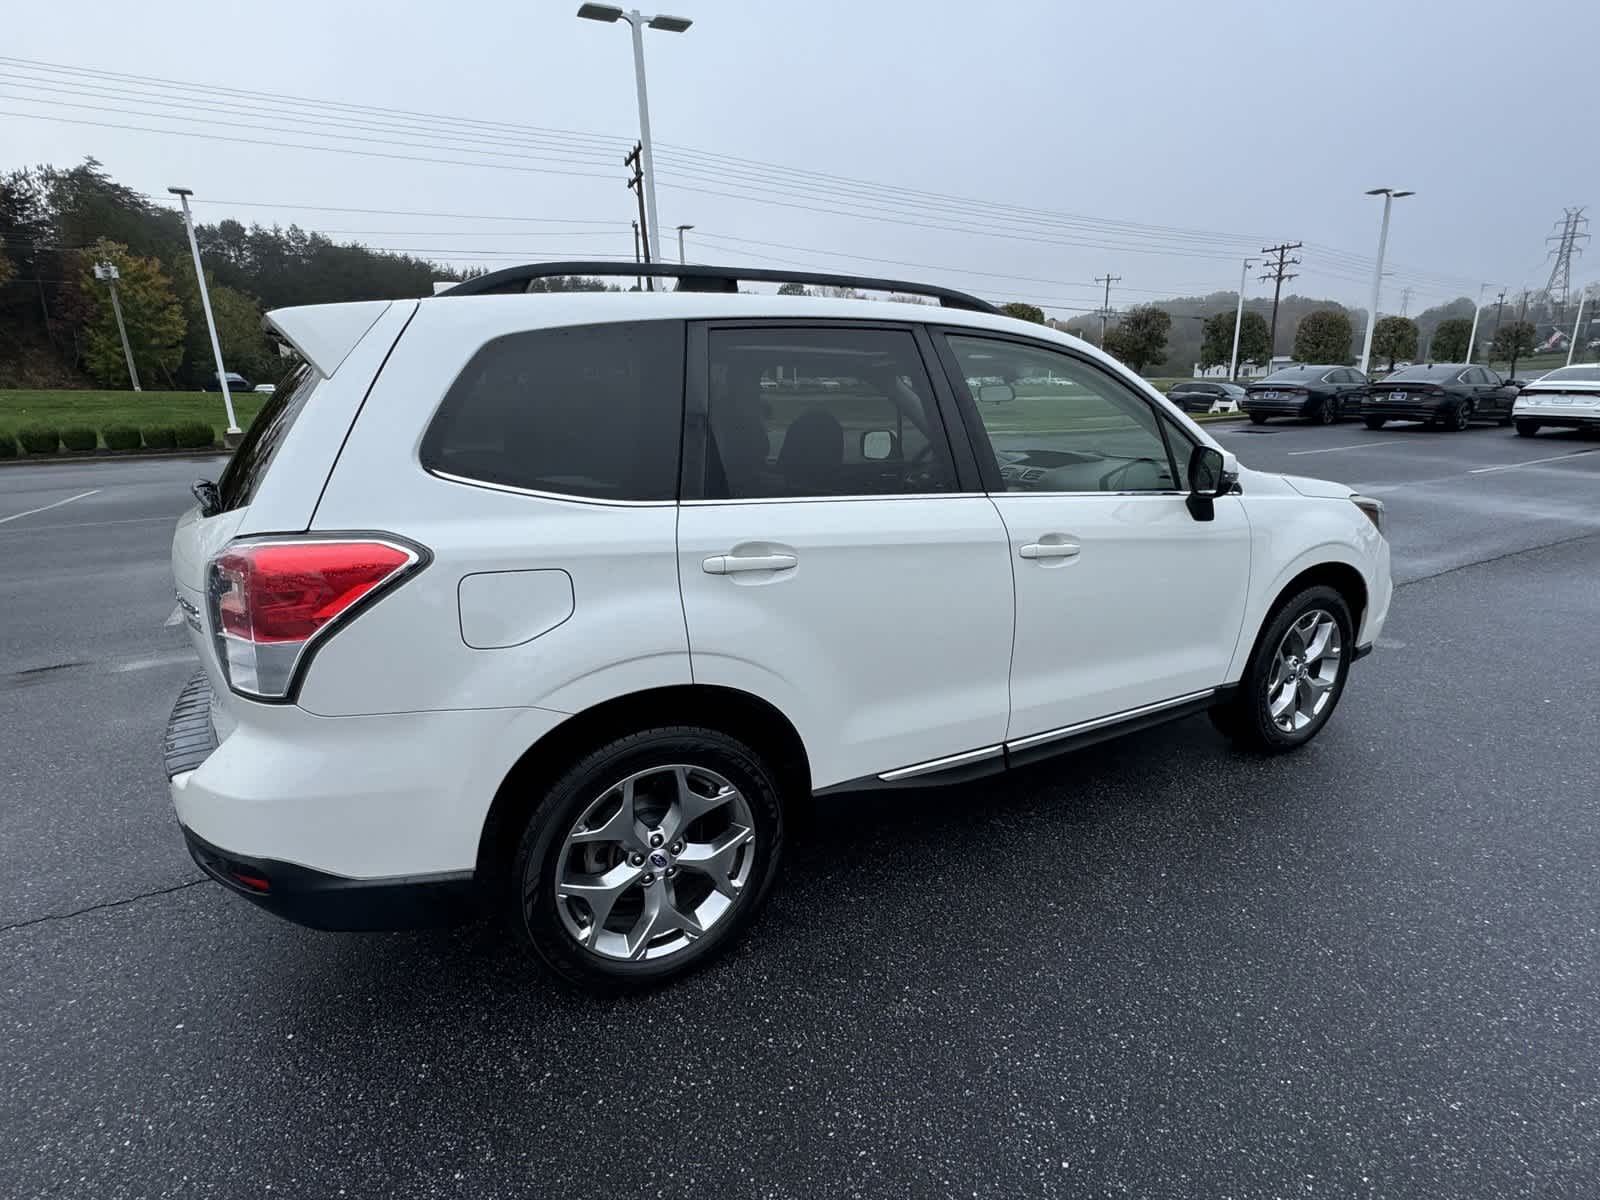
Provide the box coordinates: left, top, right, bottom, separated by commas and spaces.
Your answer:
3, 424, 1599, 1199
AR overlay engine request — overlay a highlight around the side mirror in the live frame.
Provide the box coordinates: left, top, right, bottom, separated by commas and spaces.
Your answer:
1184, 446, 1236, 521
860, 430, 897, 461
191, 479, 221, 517
977, 383, 1015, 405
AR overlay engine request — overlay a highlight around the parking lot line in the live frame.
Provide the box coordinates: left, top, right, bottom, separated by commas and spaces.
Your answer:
0, 489, 100, 526
1286, 443, 1378, 456
1468, 448, 1600, 475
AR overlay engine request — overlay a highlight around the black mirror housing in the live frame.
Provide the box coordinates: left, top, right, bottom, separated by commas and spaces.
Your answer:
1185, 445, 1227, 522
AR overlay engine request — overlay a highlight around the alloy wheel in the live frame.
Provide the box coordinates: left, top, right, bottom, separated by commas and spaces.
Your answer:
1266, 609, 1342, 733
553, 764, 756, 962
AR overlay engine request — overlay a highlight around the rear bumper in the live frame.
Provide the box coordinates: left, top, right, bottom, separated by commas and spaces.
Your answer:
1512, 408, 1600, 428
1362, 401, 1447, 421
182, 826, 479, 930
1243, 398, 1313, 416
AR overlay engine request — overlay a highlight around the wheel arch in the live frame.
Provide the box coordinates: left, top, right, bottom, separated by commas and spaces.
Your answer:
1233, 559, 1369, 682
475, 684, 812, 884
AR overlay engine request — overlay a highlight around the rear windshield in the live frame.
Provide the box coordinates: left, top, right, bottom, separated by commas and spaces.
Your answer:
215, 362, 319, 513
1259, 368, 1324, 382
1533, 366, 1600, 383
1384, 365, 1463, 381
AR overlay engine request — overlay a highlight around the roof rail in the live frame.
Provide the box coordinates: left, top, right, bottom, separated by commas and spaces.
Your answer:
440, 261, 1000, 315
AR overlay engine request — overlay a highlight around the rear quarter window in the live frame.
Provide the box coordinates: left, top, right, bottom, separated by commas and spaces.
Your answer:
216, 362, 319, 513
420, 320, 684, 501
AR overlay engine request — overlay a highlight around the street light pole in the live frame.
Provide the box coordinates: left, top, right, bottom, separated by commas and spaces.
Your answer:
1229, 257, 1256, 381
93, 261, 141, 391
169, 187, 241, 442
1358, 187, 1413, 375
577, 5, 693, 268
675, 223, 693, 264
1465, 282, 1488, 364
1567, 287, 1590, 367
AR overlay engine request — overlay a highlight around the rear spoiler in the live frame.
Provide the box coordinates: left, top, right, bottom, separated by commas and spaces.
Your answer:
262, 300, 395, 378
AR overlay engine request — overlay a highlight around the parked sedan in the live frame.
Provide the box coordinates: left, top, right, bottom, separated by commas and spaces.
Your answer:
1168, 380, 1247, 414
1510, 364, 1600, 436
1362, 364, 1518, 431
1243, 366, 1368, 425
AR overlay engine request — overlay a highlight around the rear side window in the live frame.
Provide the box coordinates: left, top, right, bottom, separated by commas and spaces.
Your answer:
216, 362, 319, 513
421, 321, 684, 501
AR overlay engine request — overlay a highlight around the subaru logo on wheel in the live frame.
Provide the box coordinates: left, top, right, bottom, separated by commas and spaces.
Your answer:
648, 850, 670, 869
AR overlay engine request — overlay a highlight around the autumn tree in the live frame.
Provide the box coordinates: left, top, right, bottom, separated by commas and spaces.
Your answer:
1371, 316, 1418, 370
1292, 309, 1354, 364
79, 239, 185, 387
1101, 305, 1172, 373
1491, 320, 1537, 377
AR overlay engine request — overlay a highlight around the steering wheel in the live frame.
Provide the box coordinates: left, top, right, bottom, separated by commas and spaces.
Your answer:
1099, 456, 1166, 492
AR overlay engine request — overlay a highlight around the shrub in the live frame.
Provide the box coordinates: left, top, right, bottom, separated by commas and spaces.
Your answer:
173, 421, 217, 449
0, 431, 16, 458
60, 426, 99, 452
103, 425, 143, 451
141, 425, 178, 449
17, 426, 60, 454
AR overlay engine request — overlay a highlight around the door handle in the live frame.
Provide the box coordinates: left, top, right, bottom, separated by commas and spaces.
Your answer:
1019, 541, 1080, 560
702, 553, 798, 575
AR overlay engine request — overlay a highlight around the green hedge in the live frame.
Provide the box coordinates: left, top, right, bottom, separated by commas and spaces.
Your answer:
60, 426, 99, 452
173, 421, 216, 449
0, 431, 16, 458
17, 426, 60, 454
141, 425, 178, 449
103, 425, 142, 451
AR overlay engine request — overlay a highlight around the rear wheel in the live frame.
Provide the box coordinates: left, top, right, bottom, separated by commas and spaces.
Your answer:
513, 726, 785, 992
1314, 397, 1338, 425
1211, 586, 1353, 752
1249, 412, 1269, 425
1515, 419, 1540, 437
1364, 416, 1387, 430
1446, 401, 1473, 431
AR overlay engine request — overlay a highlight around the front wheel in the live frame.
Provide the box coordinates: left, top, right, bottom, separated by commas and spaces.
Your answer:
1364, 416, 1387, 430
1211, 586, 1353, 752
1249, 412, 1269, 425
513, 726, 785, 992
1514, 419, 1540, 437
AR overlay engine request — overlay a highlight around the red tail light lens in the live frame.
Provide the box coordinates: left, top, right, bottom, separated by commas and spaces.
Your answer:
207, 538, 422, 699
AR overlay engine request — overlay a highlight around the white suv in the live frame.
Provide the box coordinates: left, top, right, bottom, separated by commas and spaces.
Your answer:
165, 264, 1391, 991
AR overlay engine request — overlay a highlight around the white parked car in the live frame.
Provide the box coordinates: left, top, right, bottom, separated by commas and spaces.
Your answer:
165, 264, 1392, 991
1511, 364, 1600, 436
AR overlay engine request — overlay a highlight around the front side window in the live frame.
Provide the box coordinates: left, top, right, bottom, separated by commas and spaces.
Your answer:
420, 320, 684, 501
944, 335, 1180, 493
703, 327, 958, 500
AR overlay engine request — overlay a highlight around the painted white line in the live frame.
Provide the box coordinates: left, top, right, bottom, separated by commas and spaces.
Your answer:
111, 653, 196, 674
0, 489, 101, 525
1287, 443, 1380, 456
1468, 448, 1600, 475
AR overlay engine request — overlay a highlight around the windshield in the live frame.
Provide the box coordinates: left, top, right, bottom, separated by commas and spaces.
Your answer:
1534, 366, 1600, 383
1385, 365, 1463, 381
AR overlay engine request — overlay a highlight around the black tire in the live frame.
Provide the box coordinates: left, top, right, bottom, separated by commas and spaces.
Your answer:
1313, 397, 1338, 425
1446, 401, 1472, 431
1249, 412, 1269, 425
1211, 585, 1354, 753
1364, 416, 1387, 430
1514, 419, 1540, 437
513, 725, 786, 993
1497, 412, 1514, 427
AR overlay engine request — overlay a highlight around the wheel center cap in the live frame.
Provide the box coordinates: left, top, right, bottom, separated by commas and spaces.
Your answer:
648, 849, 671, 870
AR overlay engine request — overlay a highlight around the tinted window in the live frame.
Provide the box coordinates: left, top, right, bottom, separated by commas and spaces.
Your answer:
1539, 366, 1600, 383
421, 321, 684, 501
945, 335, 1179, 493
216, 362, 319, 513
1260, 367, 1324, 383
1386, 364, 1462, 381
703, 327, 957, 500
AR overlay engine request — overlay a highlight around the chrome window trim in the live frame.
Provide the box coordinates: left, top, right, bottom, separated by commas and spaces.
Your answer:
427, 468, 677, 507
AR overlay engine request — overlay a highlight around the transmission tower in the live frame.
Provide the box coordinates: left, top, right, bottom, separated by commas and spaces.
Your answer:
1543, 206, 1589, 323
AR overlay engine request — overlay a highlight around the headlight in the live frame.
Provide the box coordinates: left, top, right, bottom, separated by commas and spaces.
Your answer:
1350, 494, 1385, 535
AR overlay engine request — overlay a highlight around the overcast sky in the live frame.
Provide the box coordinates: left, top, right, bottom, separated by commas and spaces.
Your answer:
6, 0, 1595, 317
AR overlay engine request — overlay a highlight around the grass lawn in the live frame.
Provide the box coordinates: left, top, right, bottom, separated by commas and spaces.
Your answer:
0, 390, 265, 444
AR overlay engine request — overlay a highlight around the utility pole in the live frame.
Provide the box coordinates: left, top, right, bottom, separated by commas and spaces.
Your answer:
624, 143, 653, 291
631, 219, 642, 292
1258, 242, 1301, 362
1491, 289, 1507, 362
1094, 273, 1120, 346
1465, 282, 1489, 364
1566, 286, 1590, 367
92, 260, 141, 392
1228, 257, 1257, 381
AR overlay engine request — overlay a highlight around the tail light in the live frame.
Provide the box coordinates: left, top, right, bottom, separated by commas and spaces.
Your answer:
206, 537, 425, 700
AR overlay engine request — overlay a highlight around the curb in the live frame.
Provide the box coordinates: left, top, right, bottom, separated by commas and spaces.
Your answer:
0, 448, 228, 468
